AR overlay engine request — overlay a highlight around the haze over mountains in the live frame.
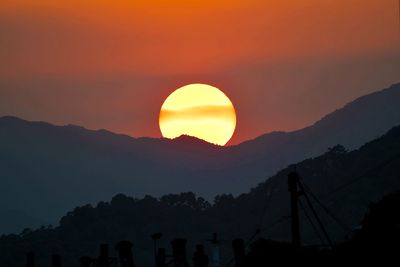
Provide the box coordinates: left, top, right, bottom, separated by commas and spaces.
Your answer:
2, 121, 400, 267
0, 83, 399, 234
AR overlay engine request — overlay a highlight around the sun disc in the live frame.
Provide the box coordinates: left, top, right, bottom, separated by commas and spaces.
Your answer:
159, 84, 236, 146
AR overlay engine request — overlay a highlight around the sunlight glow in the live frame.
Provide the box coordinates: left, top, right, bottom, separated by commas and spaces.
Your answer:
159, 84, 236, 146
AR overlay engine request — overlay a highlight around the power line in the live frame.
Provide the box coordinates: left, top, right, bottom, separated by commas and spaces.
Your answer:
314, 155, 400, 199
297, 179, 334, 248
225, 153, 400, 266
298, 199, 325, 245
294, 154, 400, 237
257, 176, 280, 228
301, 182, 352, 233
224, 216, 290, 267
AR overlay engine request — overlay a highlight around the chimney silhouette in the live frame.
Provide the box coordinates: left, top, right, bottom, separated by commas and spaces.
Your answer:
152, 233, 163, 266
155, 248, 166, 267
51, 254, 61, 267
208, 233, 220, 267
232, 239, 245, 267
26, 252, 35, 267
80, 256, 92, 267
115, 240, 135, 267
98, 244, 109, 267
171, 238, 189, 267
193, 244, 209, 267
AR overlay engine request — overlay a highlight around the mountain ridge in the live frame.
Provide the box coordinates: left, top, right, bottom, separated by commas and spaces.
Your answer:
0, 82, 399, 233
1, 124, 400, 266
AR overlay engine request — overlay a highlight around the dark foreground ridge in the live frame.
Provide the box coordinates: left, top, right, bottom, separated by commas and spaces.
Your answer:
20, 188, 400, 267
1, 125, 400, 266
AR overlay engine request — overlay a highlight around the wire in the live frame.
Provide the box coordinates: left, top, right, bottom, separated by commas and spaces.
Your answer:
313, 155, 400, 200
297, 180, 334, 248
224, 216, 290, 267
224, 154, 400, 266
301, 182, 353, 233
298, 199, 325, 245
260, 216, 291, 238
257, 176, 280, 228
295, 155, 400, 235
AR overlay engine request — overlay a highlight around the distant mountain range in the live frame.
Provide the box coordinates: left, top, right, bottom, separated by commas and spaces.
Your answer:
1, 122, 400, 267
0, 82, 399, 233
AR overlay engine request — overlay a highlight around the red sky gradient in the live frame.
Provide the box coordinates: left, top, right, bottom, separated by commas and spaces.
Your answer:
1, 0, 399, 145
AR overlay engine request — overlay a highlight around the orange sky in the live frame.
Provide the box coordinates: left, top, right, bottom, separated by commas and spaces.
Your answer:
1, 0, 399, 144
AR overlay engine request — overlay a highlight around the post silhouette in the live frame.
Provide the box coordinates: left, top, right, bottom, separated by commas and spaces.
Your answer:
80, 256, 92, 267
152, 233, 163, 266
232, 239, 245, 267
51, 254, 61, 267
171, 238, 189, 267
98, 244, 109, 267
193, 244, 209, 267
26, 252, 35, 267
115, 240, 135, 267
288, 170, 301, 248
155, 248, 166, 267
208, 233, 220, 267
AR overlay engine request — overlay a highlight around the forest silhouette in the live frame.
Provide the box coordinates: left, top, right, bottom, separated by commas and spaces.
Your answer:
1, 125, 400, 266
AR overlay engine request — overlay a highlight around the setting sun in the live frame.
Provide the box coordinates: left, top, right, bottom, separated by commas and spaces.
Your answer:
159, 84, 236, 146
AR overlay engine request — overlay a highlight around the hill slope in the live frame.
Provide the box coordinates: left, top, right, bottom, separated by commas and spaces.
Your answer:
1, 124, 400, 267
0, 83, 399, 231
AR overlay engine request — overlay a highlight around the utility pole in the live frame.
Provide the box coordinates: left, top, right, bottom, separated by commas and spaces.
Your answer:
288, 169, 334, 249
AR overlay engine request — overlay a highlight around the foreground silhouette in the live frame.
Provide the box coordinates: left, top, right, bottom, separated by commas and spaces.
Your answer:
17, 163, 400, 266
1, 125, 400, 266
23, 189, 400, 266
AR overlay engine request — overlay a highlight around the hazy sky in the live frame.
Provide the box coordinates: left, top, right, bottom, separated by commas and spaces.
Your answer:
1, 0, 399, 144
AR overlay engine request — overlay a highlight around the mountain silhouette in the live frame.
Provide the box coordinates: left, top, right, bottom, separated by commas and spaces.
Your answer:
1, 124, 400, 266
0, 83, 399, 233
0, 209, 47, 234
